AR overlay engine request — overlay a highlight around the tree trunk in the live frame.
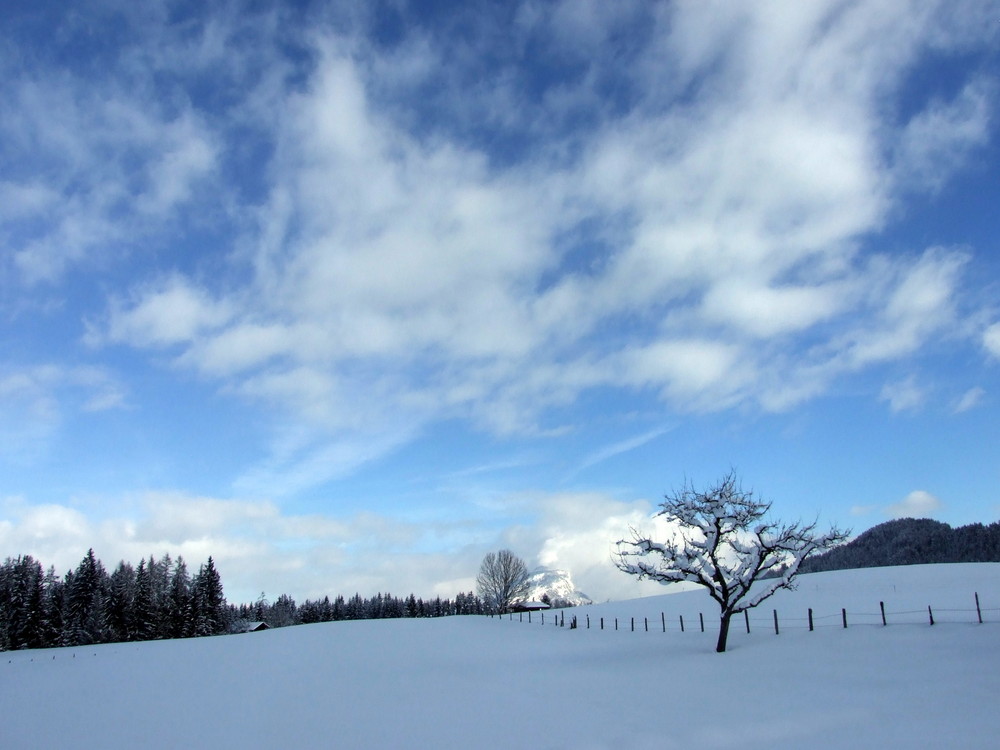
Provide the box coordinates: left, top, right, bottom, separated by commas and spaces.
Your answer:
717, 610, 732, 653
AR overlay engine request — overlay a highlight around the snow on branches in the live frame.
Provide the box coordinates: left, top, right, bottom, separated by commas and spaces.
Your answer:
616, 472, 848, 652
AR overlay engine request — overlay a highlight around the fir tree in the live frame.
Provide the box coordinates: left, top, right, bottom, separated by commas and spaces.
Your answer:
106, 561, 136, 642
192, 557, 226, 636
167, 557, 191, 638
66, 549, 108, 646
131, 558, 154, 641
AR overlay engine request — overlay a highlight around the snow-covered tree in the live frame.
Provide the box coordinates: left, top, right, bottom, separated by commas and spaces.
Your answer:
616, 472, 848, 652
66, 549, 108, 646
106, 561, 135, 642
192, 557, 227, 636
167, 557, 191, 638
1, 555, 46, 650
131, 558, 155, 640
268, 594, 298, 628
476, 549, 530, 614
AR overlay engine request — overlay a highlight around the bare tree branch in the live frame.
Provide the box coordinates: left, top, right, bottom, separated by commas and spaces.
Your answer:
476, 549, 530, 615
616, 471, 848, 652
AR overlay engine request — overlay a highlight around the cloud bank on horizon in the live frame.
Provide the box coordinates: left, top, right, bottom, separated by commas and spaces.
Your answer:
1, 0, 998, 603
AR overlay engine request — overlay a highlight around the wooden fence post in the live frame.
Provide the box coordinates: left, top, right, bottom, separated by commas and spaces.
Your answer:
976, 593, 983, 624
880, 601, 886, 627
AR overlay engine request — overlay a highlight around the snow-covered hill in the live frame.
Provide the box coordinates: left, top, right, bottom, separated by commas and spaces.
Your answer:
523, 567, 593, 606
3, 563, 999, 749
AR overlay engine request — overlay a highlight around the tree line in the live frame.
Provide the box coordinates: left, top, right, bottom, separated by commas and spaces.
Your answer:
0, 549, 485, 652
239, 590, 486, 629
0, 549, 226, 652
800, 518, 1000, 573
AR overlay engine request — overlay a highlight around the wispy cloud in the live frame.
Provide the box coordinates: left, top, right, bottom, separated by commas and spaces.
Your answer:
60, 2, 991, 490
0, 365, 125, 463
984, 323, 1000, 359
572, 426, 674, 477
880, 376, 926, 413
2, 1, 998, 602
953, 387, 986, 413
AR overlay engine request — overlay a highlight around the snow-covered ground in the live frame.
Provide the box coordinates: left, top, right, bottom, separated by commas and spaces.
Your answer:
3, 563, 999, 749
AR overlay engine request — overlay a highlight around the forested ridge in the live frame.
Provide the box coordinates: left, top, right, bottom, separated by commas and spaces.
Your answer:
0, 549, 484, 652
802, 518, 1000, 573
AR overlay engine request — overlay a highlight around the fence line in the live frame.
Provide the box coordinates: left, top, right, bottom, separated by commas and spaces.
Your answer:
494, 591, 997, 638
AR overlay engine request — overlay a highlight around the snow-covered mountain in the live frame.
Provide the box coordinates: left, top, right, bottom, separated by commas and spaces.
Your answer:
523, 567, 592, 606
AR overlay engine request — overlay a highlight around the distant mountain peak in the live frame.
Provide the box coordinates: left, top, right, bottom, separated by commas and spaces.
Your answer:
523, 567, 592, 606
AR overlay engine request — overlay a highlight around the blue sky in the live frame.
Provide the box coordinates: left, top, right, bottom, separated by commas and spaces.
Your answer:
2, 0, 999, 604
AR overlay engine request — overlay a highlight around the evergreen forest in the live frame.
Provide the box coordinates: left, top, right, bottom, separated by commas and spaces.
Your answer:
801, 518, 1000, 572
0, 549, 484, 652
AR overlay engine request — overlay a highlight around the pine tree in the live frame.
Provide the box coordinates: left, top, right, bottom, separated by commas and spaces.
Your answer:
269, 594, 298, 627
107, 561, 136, 642
4, 556, 46, 650
44, 567, 68, 648
150, 553, 173, 639
167, 557, 191, 638
66, 549, 108, 646
131, 558, 154, 641
332, 595, 345, 621
192, 557, 226, 636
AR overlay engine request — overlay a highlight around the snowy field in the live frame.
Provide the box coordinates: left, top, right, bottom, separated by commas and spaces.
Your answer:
3, 563, 999, 749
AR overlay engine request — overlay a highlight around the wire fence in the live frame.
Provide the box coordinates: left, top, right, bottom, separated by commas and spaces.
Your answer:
491, 591, 1000, 636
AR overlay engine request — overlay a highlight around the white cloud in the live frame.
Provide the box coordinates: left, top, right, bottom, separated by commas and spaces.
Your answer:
20, 1, 997, 488
0, 365, 125, 463
620, 340, 750, 410
1, 72, 218, 285
498, 490, 682, 601
893, 77, 993, 193
880, 376, 925, 413
984, 323, 1000, 359
842, 249, 968, 369
0, 492, 420, 603
757, 248, 969, 412
0, 488, 670, 603
954, 387, 985, 413
886, 490, 944, 519
96, 276, 234, 348
700, 277, 849, 339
